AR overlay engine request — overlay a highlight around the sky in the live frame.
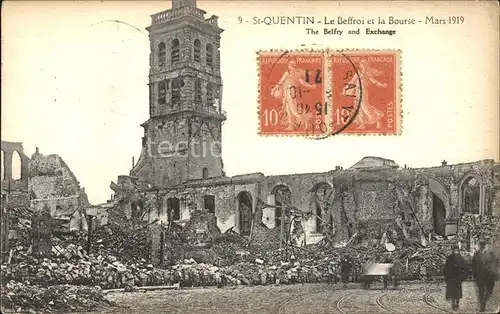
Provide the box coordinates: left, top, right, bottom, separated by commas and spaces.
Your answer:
2, 1, 499, 204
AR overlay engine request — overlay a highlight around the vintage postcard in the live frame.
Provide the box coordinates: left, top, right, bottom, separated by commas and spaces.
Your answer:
1, 1, 499, 313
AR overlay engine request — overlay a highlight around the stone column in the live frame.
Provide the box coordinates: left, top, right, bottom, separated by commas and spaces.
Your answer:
148, 223, 163, 265
449, 181, 459, 218
479, 184, 486, 215
158, 195, 168, 223
20, 154, 29, 185
3, 151, 13, 181
0, 194, 9, 260
415, 185, 429, 228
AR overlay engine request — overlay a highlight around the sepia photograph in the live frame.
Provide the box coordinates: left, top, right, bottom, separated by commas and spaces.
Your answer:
1, 0, 499, 313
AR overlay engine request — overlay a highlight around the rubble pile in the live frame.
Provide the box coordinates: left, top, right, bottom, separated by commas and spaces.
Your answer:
458, 213, 500, 243
182, 210, 221, 242
0, 281, 114, 313
88, 222, 150, 263
0, 238, 474, 293
153, 258, 328, 287
0, 244, 177, 289
4, 213, 496, 303
170, 233, 248, 266
162, 236, 464, 284
245, 240, 468, 281
159, 241, 458, 286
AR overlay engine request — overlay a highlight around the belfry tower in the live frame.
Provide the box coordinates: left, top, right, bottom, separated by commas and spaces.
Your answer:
131, 0, 226, 186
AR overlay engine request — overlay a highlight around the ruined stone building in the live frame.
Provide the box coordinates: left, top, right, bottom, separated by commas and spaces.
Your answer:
1, 141, 31, 257
1, 141, 90, 253
110, 0, 500, 250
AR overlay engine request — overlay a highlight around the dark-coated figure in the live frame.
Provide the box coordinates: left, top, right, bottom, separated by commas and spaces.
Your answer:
443, 245, 468, 311
472, 240, 499, 312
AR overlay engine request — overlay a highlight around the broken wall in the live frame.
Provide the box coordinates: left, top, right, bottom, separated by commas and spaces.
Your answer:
111, 158, 500, 250
264, 171, 334, 244
28, 150, 90, 234
1, 141, 30, 193
157, 176, 261, 233
30, 151, 82, 199
115, 174, 263, 235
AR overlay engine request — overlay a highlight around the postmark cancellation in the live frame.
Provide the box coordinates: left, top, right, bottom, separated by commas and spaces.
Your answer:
257, 49, 402, 137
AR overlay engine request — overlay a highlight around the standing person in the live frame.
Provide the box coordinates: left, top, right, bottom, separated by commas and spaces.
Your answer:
327, 261, 335, 284
443, 244, 468, 311
361, 260, 373, 289
392, 258, 402, 289
472, 240, 499, 312
340, 254, 353, 288
382, 255, 392, 289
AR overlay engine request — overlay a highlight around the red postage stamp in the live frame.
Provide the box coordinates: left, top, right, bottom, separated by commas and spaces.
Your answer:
258, 51, 329, 136
258, 50, 401, 137
330, 50, 401, 135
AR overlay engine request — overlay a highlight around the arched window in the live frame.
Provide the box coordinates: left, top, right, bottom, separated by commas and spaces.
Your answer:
195, 78, 202, 104
203, 195, 215, 213
167, 197, 180, 221
273, 185, 292, 229
158, 81, 166, 105
171, 39, 180, 63
237, 192, 253, 236
311, 183, 333, 234
432, 193, 446, 236
462, 176, 481, 214
206, 44, 213, 67
172, 78, 183, 107
193, 39, 201, 62
202, 167, 209, 178
207, 83, 214, 107
12, 151, 22, 180
158, 42, 166, 66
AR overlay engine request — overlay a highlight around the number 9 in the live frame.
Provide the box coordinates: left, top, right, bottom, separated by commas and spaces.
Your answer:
238, 16, 243, 24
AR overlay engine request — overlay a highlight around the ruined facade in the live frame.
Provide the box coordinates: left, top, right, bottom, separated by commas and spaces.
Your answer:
1, 142, 90, 242
110, 0, 500, 251
29, 147, 89, 226
1, 142, 31, 258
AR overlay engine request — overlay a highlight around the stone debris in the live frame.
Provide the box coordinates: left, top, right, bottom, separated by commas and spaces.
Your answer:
88, 222, 151, 263
0, 281, 114, 313
1, 237, 468, 295
2, 213, 496, 313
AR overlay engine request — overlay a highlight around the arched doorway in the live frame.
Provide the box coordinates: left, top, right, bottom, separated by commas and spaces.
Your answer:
272, 185, 292, 229
310, 183, 334, 233
203, 195, 215, 214
432, 193, 446, 236
167, 197, 181, 221
424, 176, 451, 235
461, 176, 481, 214
237, 191, 252, 236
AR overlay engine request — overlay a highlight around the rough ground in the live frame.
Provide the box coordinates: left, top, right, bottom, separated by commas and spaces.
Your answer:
86, 280, 499, 314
